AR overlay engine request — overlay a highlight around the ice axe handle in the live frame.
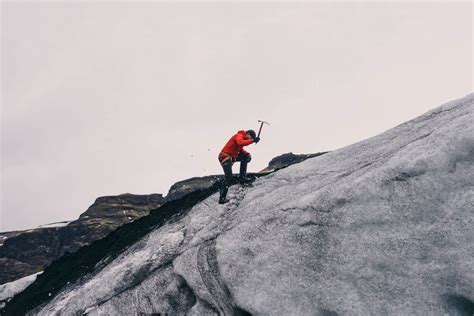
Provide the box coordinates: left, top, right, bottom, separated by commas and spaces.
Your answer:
257, 122, 264, 138
256, 120, 269, 144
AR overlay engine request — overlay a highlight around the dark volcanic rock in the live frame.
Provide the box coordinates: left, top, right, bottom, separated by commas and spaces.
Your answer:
79, 193, 165, 220
165, 176, 222, 202
0, 193, 164, 285
0, 258, 36, 286
260, 152, 327, 172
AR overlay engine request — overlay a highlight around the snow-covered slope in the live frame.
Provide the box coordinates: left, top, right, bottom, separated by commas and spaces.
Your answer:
0, 272, 42, 309
12, 94, 474, 315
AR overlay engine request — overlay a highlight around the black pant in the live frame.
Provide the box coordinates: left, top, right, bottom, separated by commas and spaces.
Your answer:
219, 152, 250, 201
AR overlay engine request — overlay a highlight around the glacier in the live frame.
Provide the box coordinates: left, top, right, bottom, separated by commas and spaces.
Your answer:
5, 94, 474, 315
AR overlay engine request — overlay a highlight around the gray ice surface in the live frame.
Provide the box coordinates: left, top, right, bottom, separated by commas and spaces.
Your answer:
35, 94, 474, 315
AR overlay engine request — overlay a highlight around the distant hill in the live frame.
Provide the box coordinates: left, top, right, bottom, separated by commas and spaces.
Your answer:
0, 193, 165, 285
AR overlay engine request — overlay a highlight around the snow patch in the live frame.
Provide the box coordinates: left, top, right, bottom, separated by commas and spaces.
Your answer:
0, 272, 43, 308
0, 236, 7, 247
37, 221, 71, 228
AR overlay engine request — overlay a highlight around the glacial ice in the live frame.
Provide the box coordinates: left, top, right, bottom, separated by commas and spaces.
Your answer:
34, 94, 474, 315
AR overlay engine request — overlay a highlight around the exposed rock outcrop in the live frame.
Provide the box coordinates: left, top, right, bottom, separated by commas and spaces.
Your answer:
165, 176, 223, 202
260, 151, 327, 172
0, 194, 165, 285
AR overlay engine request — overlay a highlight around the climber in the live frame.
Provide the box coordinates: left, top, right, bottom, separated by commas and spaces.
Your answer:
218, 130, 260, 204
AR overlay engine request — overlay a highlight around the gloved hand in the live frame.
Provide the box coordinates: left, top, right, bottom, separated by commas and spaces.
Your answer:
253, 136, 260, 143
246, 153, 252, 162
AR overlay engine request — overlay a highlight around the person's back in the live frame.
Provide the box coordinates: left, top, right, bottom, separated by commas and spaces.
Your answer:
220, 130, 253, 159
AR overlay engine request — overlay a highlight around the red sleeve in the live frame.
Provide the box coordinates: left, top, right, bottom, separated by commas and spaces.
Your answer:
235, 133, 254, 146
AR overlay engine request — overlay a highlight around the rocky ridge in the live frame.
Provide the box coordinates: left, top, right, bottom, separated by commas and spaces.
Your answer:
0, 194, 165, 285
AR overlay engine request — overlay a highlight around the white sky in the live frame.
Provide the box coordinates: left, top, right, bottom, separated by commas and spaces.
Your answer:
1, 1, 472, 232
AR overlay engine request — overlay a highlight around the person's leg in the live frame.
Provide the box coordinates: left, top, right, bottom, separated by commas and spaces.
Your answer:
236, 153, 251, 183
219, 159, 233, 203
239, 160, 248, 181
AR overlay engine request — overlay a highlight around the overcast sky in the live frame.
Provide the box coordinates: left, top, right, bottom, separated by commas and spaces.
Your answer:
1, 1, 472, 232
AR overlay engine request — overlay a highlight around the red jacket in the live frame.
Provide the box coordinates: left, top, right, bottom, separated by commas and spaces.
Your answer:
220, 130, 254, 160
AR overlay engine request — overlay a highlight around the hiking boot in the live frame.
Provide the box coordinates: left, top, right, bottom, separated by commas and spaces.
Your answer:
219, 198, 230, 204
239, 176, 253, 184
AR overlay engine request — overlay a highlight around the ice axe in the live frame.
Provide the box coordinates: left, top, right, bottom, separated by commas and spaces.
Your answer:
256, 120, 270, 144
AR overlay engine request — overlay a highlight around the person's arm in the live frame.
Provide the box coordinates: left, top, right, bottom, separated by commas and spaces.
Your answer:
235, 133, 254, 146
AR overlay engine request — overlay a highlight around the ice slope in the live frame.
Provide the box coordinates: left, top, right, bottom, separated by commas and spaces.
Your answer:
35, 94, 473, 315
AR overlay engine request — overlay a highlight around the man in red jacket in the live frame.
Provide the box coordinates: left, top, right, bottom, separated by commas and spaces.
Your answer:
218, 130, 260, 204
